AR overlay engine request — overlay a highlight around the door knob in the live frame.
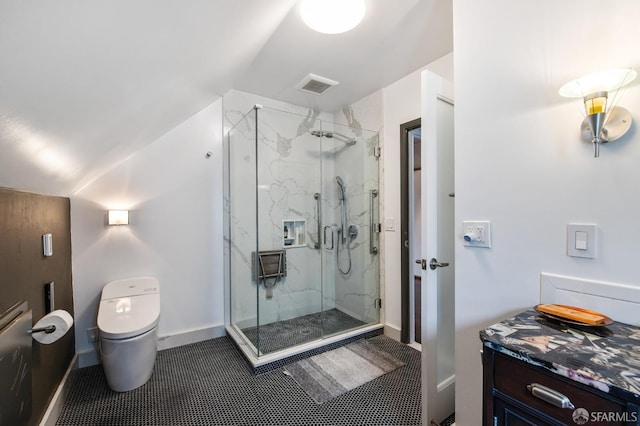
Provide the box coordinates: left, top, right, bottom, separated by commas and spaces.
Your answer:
429, 258, 450, 270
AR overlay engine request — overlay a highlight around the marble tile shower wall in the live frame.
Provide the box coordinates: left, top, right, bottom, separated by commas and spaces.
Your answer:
224, 89, 383, 328
225, 90, 332, 326
333, 90, 384, 325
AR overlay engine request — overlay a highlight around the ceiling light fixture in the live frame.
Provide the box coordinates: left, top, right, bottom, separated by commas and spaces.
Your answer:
300, 0, 366, 35
559, 68, 636, 157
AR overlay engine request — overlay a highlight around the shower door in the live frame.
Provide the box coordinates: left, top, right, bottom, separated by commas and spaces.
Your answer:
254, 107, 324, 355
320, 121, 380, 337
229, 105, 380, 357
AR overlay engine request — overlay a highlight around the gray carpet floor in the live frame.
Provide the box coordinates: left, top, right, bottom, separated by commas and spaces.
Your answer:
56, 335, 421, 425
284, 339, 406, 403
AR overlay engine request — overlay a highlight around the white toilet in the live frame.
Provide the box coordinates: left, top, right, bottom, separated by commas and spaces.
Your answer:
97, 276, 160, 392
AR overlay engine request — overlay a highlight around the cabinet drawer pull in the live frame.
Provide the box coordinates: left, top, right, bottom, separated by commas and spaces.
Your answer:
527, 383, 575, 409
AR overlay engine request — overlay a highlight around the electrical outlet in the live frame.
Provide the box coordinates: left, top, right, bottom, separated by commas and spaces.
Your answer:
462, 221, 491, 248
87, 327, 98, 343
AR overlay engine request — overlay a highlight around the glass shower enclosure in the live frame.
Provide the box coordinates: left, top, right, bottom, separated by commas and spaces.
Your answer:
227, 105, 381, 360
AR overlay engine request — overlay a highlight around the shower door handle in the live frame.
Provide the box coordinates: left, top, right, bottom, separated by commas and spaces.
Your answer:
323, 226, 334, 250
370, 189, 379, 255
314, 193, 321, 250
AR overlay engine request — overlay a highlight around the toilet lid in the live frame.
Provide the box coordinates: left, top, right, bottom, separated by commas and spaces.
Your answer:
98, 293, 160, 339
101, 276, 159, 300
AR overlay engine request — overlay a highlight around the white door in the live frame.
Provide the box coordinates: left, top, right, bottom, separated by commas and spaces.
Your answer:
420, 70, 455, 425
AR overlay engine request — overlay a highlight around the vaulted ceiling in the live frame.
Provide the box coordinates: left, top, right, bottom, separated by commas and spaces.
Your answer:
0, 0, 452, 196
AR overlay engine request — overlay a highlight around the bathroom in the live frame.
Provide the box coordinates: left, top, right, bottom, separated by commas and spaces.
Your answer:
3, 1, 640, 425
0, 0, 454, 417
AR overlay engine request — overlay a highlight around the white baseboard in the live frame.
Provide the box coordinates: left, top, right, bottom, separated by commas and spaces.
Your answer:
383, 324, 401, 342
77, 324, 227, 367
39, 354, 77, 426
157, 324, 226, 350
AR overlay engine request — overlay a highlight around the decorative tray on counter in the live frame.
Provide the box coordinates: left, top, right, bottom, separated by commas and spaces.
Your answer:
534, 304, 613, 326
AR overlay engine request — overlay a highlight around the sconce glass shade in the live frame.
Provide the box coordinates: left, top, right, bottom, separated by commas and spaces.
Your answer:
108, 210, 129, 225
559, 68, 637, 157
300, 0, 366, 34
559, 68, 637, 98
584, 92, 608, 115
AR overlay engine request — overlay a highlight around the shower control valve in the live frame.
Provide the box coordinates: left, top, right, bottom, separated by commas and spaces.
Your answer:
348, 224, 358, 239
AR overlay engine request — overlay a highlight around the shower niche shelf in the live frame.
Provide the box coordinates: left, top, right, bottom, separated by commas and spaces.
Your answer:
283, 219, 306, 248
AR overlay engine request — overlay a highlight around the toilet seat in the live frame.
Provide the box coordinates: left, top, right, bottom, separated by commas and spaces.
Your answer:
97, 276, 160, 340
98, 294, 160, 339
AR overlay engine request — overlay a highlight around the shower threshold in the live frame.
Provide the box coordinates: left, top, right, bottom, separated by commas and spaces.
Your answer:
226, 321, 383, 373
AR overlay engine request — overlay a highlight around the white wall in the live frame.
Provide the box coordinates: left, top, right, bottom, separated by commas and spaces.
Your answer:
70, 99, 224, 364
454, 1, 640, 424
381, 53, 453, 335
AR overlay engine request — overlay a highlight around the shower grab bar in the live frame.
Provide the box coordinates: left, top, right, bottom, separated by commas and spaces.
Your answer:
314, 193, 321, 249
370, 189, 379, 255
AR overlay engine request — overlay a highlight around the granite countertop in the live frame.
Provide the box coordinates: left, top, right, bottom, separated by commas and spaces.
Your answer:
480, 309, 640, 401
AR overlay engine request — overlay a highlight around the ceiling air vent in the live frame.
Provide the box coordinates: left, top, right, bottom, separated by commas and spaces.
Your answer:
296, 73, 339, 95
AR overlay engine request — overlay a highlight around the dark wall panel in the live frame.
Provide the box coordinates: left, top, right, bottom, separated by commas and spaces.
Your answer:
0, 187, 74, 426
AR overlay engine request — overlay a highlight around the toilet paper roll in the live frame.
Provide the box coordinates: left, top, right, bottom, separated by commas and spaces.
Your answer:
32, 310, 74, 344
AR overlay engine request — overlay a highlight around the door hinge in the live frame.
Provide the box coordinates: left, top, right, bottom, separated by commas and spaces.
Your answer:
374, 223, 382, 233
374, 146, 381, 158
375, 298, 382, 309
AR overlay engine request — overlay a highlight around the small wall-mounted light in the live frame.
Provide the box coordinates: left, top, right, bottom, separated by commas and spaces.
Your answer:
42, 233, 53, 256
559, 68, 637, 157
108, 210, 129, 226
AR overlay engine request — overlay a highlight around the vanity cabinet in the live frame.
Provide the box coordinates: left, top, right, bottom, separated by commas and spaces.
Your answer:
480, 310, 640, 426
483, 346, 638, 425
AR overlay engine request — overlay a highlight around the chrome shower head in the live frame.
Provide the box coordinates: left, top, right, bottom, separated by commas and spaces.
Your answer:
310, 130, 356, 146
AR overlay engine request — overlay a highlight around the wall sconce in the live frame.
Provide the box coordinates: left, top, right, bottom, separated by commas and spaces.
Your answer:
559, 68, 636, 157
108, 210, 129, 225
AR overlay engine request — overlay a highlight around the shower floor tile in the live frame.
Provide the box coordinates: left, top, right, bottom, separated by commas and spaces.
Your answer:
239, 309, 366, 354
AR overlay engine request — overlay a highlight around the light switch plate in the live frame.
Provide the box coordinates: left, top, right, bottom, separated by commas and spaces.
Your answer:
567, 224, 597, 258
385, 218, 395, 231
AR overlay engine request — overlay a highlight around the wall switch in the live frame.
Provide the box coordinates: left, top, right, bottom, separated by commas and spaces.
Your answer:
462, 221, 491, 248
567, 224, 597, 258
44, 281, 55, 313
385, 218, 395, 231
575, 231, 588, 250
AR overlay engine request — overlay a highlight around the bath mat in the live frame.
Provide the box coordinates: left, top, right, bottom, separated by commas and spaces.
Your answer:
284, 339, 405, 404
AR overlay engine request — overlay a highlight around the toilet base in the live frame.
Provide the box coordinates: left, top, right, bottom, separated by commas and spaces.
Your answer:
100, 327, 158, 392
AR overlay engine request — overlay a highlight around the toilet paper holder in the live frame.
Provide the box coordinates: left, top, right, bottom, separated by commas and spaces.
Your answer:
29, 324, 57, 334
29, 309, 74, 344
